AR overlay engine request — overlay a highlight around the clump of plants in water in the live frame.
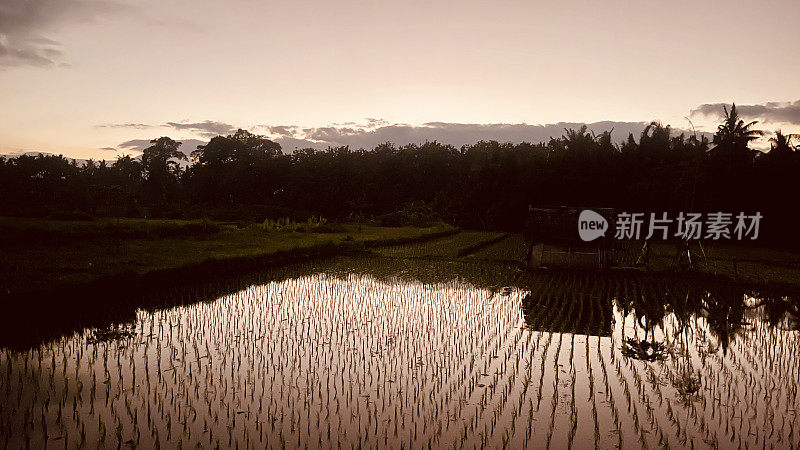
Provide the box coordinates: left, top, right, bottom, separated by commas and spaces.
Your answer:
673, 369, 702, 404
86, 323, 137, 344
621, 338, 671, 361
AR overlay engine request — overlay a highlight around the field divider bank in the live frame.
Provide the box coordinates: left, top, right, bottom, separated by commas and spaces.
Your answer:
363, 227, 460, 248
0, 223, 457, 301
456, 233, 510, 258
0, 224, 459, 347
372, 231, 508, 259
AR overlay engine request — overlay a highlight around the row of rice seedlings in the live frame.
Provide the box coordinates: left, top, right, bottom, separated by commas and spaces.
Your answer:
0, 272, 504, 448
519, 274, 618, 448
544, 290, 581, 449
2, 261, 799, 448
565, 297, 581, 450
609, 284, 800, 449
598, 304, 663, 446
693, 307, 799, 447
514, 289, 555, 448
711, 330, 779, 444
686, 310, 762, 446
608, 301, 688, 448
642, 316, 702, 447
526, 290, 560, 414
745, 313, 800, 401
584, 302, 602, 450
634, 295, 724, 446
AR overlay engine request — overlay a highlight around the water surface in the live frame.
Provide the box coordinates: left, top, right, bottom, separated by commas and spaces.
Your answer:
1, 257, 798, 448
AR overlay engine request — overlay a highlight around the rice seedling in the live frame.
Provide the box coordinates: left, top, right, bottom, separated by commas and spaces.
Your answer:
0, 250, 798, 448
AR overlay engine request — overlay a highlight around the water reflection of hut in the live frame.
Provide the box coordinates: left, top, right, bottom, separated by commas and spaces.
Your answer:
524, 206, 615, 269
521, 273, 614, 336
521, 291, 613, 336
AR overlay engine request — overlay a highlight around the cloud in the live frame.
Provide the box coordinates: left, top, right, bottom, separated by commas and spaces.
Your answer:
97, 120, 236, 137
691, 100, 800, 125
0, 0, 131, 68
116, 138, 207, 160
0, 35, 65, 67
96, 123, 154, 130
365, 118, 389, 128
259, 120, 698, 151
163, 121, 237, 138
272, 137, 324, 152
103, 118, 703, 157
117, 139, 153, 152
264, 125, 301, 138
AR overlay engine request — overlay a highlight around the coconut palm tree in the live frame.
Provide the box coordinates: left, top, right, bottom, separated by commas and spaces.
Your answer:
712, 103, 762, 154
561, 125, 595, 153
768, 130, 797, 156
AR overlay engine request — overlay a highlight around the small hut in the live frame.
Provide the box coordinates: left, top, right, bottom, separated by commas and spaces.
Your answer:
524, 206, 615, 269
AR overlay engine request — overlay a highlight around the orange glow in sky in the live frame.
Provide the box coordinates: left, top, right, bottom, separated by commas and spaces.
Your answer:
1, 0, 798, 159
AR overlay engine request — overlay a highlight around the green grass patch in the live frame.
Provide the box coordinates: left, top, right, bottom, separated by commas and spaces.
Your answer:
0, 217, 453, 296
647, 241, 800, 289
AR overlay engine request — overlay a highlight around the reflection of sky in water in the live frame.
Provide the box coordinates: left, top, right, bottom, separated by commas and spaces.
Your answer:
1, 269, 798, 448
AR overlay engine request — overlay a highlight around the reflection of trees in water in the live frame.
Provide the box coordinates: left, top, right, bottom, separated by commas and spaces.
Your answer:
1, 256, 530, 350
617, 278, 673, 361
619, 277, 799, 362
700, 288, 753, 356
633, 281, 668, 341
763, 294, 800, 332
519, 271, 796, 362
3, 254, 797, 354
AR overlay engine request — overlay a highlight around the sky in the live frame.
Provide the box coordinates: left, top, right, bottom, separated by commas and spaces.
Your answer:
1, 0, 799, 159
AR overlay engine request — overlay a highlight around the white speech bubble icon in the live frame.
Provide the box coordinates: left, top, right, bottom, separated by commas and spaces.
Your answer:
578, 210, 608, 242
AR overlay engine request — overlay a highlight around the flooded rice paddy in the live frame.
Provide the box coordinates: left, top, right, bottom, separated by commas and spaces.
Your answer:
1, 256, 799, 449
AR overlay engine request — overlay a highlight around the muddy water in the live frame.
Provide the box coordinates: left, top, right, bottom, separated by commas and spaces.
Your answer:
1, 257, 798, 448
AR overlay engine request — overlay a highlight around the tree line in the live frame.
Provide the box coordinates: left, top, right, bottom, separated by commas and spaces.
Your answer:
1, 104, 798, 243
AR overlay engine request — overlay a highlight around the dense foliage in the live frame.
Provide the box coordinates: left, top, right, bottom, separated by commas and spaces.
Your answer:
1, 105, 798, 242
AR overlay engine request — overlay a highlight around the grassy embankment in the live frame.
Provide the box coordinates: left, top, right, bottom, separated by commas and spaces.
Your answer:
2, 218, 798, 297
648, 242, 800, 289
386, 232, 800, 290
0, 217, 455, 296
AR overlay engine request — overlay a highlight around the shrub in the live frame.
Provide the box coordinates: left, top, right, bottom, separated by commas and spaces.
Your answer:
262, 217, 300, 233
262, 216, 346, 233
377, 202, 440, 227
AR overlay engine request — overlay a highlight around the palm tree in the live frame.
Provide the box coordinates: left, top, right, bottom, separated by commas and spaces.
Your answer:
709, 104, 763, 179
712, 103, 762, 151
768, 130, 797, 156
701, 287, 751, 356
561, 125, 595, 153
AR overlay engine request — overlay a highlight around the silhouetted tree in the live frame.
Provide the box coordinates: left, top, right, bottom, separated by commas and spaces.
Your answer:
141, 137, 186, 216
185, 129, 284, 206
712, 104, 762, 152
768, 130, 796, 156
1, 103, 798, 244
